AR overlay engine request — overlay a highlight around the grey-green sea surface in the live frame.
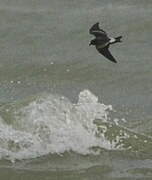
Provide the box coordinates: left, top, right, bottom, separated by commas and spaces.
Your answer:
0, 0, 152, 179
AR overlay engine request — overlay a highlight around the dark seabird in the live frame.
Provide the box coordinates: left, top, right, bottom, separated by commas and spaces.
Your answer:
89, 22, 122, 63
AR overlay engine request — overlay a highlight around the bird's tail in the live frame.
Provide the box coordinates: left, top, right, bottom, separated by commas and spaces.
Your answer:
115, 36, 122, 42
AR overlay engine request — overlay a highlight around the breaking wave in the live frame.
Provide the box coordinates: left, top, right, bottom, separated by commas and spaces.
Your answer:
0, 90, 151, 162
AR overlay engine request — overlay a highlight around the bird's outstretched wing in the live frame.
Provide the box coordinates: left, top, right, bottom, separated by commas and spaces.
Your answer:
96, 46, 117, 63
89, 22, 108, 39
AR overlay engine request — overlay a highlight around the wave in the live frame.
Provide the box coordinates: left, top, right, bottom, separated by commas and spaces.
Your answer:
0, 90, 151, 162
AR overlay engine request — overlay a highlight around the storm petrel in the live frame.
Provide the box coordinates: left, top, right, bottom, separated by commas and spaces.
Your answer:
89, 22, 122, 63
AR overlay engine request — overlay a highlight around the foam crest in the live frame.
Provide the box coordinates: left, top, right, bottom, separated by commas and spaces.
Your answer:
0, 90, 116, 161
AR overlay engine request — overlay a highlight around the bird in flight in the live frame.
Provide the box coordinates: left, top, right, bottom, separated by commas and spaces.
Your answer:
89, 22, 122, 63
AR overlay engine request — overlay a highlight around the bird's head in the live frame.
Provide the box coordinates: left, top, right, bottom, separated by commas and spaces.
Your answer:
89, 39, 96, 46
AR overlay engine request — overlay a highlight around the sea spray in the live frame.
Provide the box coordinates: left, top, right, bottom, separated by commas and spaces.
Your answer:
0, 90, 151, 162
0, 90, 114, 161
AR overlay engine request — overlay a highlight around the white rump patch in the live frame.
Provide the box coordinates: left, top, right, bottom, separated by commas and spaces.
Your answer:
109, 37, 115, 43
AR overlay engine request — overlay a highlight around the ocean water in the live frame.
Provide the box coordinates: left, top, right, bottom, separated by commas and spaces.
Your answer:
0, 0, 152, 179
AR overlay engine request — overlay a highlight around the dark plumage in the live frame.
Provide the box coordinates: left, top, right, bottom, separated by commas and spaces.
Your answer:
89, 22, 122, 63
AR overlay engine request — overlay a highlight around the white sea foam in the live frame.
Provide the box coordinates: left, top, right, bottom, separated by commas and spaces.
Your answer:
0, 90, 120, 162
